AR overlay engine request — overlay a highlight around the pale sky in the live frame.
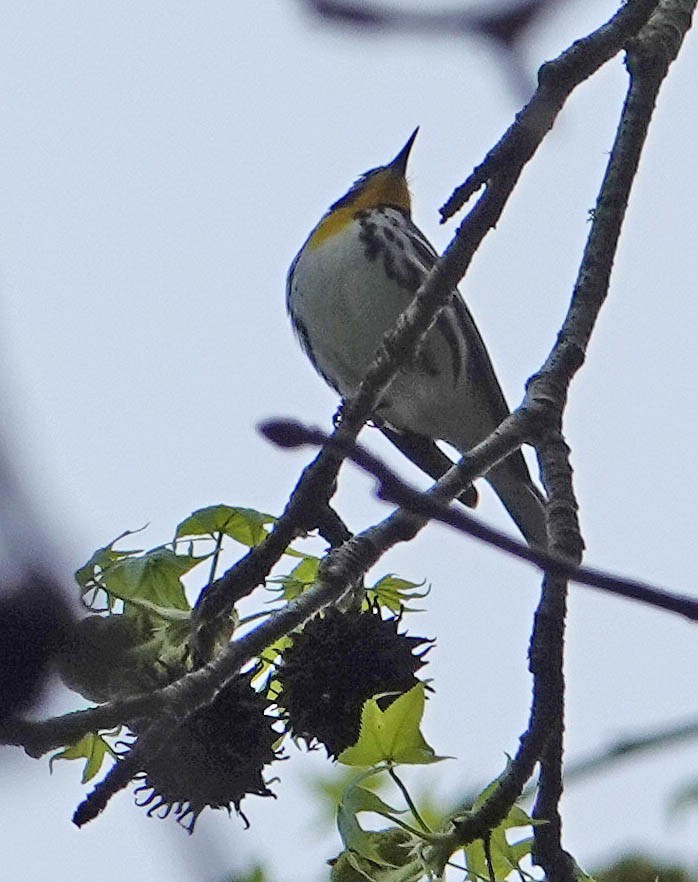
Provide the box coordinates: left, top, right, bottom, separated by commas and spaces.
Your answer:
2, 2, 698, 880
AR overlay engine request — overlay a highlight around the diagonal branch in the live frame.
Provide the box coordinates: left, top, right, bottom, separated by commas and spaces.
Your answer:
263, 420, 698, 620
440, 0, 661, 220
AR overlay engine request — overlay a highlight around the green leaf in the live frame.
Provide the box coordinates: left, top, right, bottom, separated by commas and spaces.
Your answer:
307, 766, 404, 837
461, 840, 487, 882
460, 766, 539, 881
333, 771, 432, 882
175, 504, 275, 546
339, 684, 444, 767
464, 828, 533, 882
508, 835, 535, 863
99, 548, 198, 610
331, 826, 426, 882
50, 731, 117, 783
338, 775, 404, 863
506, 804, 536, 828
253, 633, 293, 694
269, 553, 320, 600
338, 788, 403, 861
366, 576, 428, 614
75, 528, 146, 597
331, 843, 424, 882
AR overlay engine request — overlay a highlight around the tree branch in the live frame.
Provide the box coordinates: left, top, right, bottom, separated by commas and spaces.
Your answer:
440, 0, 661, 220
561, 714, 698, 787
528, 1, 696, 873
263, 420, 698, 621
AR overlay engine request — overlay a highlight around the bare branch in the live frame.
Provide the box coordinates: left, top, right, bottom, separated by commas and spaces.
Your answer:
440, 0, 661, 219
528, 1, 696, 873
302, 0, 557, 48
263, 419, 698, 621
562, 715, 698, 786
529, 433, 578, 881
0, 693, 157, 757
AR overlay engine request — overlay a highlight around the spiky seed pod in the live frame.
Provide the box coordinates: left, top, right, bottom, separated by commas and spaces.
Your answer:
276, 605, 432, 757
131, 672, 280, 831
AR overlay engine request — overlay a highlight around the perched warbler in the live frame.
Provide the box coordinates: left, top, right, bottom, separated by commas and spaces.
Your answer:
286, 129, 546, 546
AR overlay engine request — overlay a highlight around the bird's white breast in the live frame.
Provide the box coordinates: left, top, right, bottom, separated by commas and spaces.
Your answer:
289, 209, 421, 393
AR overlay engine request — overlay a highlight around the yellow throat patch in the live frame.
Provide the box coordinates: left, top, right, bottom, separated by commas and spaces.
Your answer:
307, 169, 412, 250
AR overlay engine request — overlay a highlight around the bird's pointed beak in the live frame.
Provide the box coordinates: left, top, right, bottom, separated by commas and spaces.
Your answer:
389, 127, 419, 175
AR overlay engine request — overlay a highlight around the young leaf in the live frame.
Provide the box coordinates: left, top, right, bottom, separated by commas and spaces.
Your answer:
98, 547, 199, 610
463, 829, 534, 882
460, 768, 540, 881
331, 838, 424, 882
75, 528, 146, 598
338, 776, 404, 863
175, 504, 275, 546
50, 731, 117, 783
269, 554, 320, 600
253, 633, 293, 695
339, 684, 444, 767
366, 576, 428, 614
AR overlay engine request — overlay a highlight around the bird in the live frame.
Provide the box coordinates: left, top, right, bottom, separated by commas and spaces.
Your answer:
286, 128, 546, 546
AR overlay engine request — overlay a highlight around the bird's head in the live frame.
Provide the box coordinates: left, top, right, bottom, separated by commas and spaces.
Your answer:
328, 127, 419, 215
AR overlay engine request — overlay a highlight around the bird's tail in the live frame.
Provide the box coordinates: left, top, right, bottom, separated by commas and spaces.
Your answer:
486, 457, 547, 547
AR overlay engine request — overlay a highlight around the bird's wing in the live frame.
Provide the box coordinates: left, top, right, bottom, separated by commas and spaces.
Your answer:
401, 218, 514, 427
396, 214, 538, 489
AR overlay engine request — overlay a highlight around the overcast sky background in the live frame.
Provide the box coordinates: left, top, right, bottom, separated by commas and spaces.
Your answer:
2, 2, 698, 880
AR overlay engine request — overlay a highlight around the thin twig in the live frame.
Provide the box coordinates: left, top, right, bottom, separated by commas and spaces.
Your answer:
262, 420, 698, 622
528, 435, 577, 881
440, 0, 661, 220
543, 715, 698, 792
303, 0, 559, 49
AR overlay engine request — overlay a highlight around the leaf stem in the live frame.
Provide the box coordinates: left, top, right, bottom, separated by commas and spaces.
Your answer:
207, 531, 224, 586
388, 766, 431, 833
